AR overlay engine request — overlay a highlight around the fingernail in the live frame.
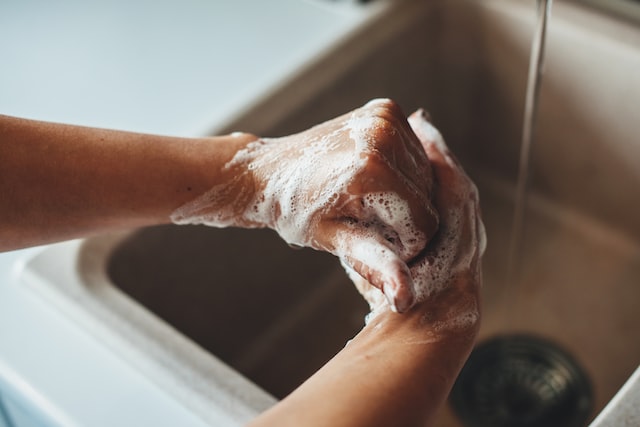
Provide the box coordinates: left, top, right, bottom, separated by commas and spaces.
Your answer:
383, 283, 414, 314
396, 267, 416, 313
384, 285, 400, 313
394, 292, 413, 314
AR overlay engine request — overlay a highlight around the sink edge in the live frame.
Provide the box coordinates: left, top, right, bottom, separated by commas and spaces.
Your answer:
18, 233, 276, 426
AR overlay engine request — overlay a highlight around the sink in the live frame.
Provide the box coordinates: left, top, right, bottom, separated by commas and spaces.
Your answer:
20, 0, 640, 425
106, 1, 640, 424
107, 226, 369, 399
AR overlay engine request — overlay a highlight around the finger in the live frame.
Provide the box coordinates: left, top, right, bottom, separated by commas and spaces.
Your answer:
359, 190, 435, 262
344, 163, 437, 262
333, 228, 415, 313
363, 101, 435, 204
340, 260, 387, 311
363, 100, 432, 189
344, 102, 440, 260
407, 109, 486, 299
408, 109, 469, 200
408, 109, 462, 170
409, 111, 483, 255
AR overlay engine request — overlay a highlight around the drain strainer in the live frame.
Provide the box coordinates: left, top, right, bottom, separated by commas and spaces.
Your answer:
450, 334, 592, 427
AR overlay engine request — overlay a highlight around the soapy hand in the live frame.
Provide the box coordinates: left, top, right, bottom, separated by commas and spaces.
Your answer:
171, 99, 439, 312
349, 109, 486, 333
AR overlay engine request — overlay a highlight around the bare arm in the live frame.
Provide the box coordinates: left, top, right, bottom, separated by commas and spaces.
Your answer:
1, 100, 440, 314
0, 114, 255, 251
1, 103, 482, 426
248, 302, 478, 427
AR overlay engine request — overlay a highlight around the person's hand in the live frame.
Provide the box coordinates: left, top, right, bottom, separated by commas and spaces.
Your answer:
349, 109, 486, 337
171, 99, 439, 312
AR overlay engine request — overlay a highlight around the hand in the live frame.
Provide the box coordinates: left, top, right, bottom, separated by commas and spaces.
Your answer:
244, 109, 484, 427
350, 108, 486, 337
172, 99, 439, 312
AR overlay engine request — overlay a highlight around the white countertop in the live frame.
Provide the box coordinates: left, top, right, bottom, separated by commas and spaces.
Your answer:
0, 245, 216, 426
0, 1, 392, 425
0, 0, 387, 136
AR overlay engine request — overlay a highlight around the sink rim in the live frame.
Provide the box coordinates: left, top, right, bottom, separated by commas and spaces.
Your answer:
17, 232, 277, 426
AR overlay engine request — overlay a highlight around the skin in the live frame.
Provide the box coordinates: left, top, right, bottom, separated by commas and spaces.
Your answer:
0, 99, 439, 312
0, 100, 484, 427
0, 115, 254, 250
171, 99, 440, 312
248, 109, 484, 427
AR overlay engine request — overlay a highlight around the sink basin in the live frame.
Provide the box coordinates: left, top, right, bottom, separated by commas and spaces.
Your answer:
104, 184, 640, 425
108, 226, 368, 399
21, 0, 640, 425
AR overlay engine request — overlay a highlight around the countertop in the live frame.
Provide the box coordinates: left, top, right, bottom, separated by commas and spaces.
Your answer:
0, 0, 388, 136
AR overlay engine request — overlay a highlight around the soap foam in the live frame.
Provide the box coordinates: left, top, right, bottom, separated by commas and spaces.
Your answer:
171, 173, 252, 228
171, 101, 429, 300
357, 111, 486, 332
361, 192, 427, 260
408, 111, 486, 296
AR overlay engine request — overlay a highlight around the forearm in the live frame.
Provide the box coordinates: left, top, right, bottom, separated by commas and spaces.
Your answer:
249, 308, 478, 427
0, 115, 254, 251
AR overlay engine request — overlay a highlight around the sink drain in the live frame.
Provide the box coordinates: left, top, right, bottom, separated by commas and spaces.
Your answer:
450, 334, 592, 427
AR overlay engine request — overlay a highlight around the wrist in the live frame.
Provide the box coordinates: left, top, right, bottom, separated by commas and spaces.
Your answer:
360, 307, 479, 347
169, 133, 259, 227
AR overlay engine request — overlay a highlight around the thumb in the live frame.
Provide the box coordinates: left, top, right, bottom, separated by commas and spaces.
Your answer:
332, 228, 415, 313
